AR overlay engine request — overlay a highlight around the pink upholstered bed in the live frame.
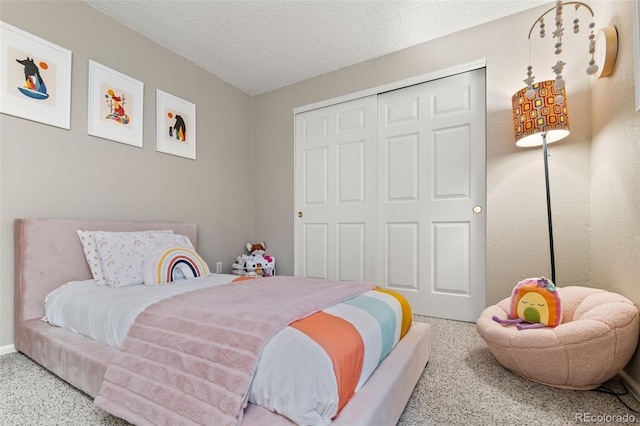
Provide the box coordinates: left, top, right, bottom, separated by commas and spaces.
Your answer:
14, 218, 432, 425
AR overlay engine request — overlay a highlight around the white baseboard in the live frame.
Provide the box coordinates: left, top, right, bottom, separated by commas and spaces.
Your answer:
0, 344, 16, 355
619, 370, 640, 403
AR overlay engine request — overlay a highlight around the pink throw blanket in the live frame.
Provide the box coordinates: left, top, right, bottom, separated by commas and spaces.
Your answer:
94, 276, 374, 425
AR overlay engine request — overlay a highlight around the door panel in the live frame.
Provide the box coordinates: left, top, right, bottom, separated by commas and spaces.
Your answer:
377, 69, 486, 321
385, 222, 419, 290
433, 125, 470, 198
385, 133, 419, 202
337, 140, 365, 204
304, 147, 328, 205
295, 95, 377, 282
433, 221, 470, 294
303, 223, 327, 279
337, 223, 365, 281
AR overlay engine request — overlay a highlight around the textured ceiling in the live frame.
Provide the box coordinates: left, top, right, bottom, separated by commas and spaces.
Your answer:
84, 0, 547, 95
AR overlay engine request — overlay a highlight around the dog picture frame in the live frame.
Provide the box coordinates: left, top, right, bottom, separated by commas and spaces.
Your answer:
0, 21, 72, 129
156, 89, 197, 160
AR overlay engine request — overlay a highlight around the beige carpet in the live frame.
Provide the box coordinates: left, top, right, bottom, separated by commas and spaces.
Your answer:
1, 316, 638, 425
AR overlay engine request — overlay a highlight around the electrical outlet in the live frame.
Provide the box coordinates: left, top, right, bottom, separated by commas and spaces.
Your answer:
216, 262, 222, 274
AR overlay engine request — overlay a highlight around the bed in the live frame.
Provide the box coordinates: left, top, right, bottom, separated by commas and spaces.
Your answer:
14, 218, 432, 425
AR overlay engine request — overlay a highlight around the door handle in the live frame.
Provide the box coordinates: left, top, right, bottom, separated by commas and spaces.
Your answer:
298, 211, 304, 218
473, 205, 482, 214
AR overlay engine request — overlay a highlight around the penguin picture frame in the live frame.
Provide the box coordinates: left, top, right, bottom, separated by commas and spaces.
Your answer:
87, 60, 144, 147
156, 89, 197, 160
0, 21, 72, 129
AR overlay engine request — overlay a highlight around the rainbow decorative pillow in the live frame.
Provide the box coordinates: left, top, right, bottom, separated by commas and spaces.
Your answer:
143, 246, 210, 285
493, 277, 562, 330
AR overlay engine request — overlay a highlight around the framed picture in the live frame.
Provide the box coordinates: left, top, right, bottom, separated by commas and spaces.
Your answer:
87, 60, 144, 147
156, 89, 196, 160
634, 0, 640, 111
0, 21, 72, 129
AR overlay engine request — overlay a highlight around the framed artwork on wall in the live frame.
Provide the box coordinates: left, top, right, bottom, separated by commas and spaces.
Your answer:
156, 89, 196, 160
87, 60, 144, 147
0, 21, 72, 129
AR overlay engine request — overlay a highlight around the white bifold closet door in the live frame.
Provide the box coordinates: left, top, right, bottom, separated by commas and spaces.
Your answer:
295, 69, 486, 321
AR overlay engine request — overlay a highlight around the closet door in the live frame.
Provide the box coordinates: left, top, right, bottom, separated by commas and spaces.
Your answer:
377, 69, 486, 321
294, 95, 377, 282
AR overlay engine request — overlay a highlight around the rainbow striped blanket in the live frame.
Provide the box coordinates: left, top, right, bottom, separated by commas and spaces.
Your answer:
250, 286, 412, 424
94, 276, 411, 425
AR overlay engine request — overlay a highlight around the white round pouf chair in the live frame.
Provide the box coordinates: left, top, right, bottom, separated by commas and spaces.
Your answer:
477, 286, 639, 390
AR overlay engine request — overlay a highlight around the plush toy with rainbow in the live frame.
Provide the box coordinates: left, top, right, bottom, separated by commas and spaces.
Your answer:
492, 277, 562, 330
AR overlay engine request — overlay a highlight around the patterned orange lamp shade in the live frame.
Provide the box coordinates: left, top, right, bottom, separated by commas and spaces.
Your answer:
512, 80, 570, 147
511, 79, 571, 286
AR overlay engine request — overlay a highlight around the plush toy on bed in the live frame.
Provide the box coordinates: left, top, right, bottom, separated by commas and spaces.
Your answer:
492, 277, 562, 330
232, 242, 276, 276
247, 242, 266, 256
246, 242, 275, 276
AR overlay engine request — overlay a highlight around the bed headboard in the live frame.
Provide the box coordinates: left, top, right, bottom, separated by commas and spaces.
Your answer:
14, 218, 198, 324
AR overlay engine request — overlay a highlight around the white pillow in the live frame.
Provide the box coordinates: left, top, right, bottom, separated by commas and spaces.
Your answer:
93, 230, 194, 288
142, 246, 210, 285
77, 229, 174, 286
77, 230, 114, 286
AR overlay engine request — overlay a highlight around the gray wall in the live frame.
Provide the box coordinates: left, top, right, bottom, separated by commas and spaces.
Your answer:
251, 0, 640, 383
590, 0, 640, 383
0, 2, 254, 347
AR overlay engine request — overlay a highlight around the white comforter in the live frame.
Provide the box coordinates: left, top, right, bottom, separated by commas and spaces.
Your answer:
44, 275, 406, 425
43, 274, 236, 347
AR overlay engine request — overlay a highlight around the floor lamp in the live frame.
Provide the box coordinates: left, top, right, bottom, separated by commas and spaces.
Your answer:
512, 80, 570, 285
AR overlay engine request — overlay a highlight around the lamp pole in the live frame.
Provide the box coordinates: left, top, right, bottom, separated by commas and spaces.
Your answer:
541, 132, 556, 284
